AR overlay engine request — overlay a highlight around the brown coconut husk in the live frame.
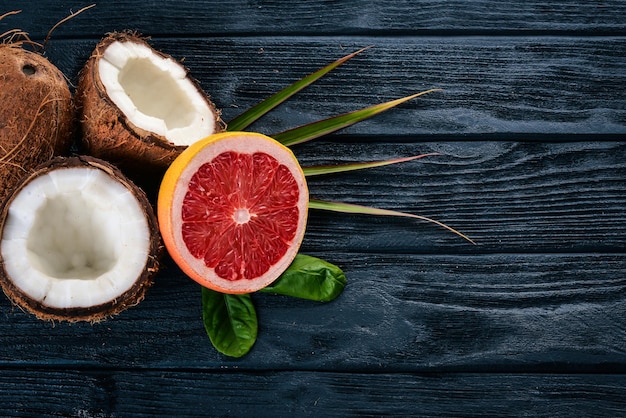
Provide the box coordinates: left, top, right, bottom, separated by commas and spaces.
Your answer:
0, 44, 74, 208
0, 155, 163, 322
75, 32, 225, 188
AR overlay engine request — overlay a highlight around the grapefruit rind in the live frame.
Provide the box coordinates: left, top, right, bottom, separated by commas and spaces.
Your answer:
158, 132, 309, 294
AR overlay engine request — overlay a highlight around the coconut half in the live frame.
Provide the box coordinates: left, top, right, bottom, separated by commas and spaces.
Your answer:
76, 33, 224, 180
0, 44, 73, 207
0, 156, 162, 321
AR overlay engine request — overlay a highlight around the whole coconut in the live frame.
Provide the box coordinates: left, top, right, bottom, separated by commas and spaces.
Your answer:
76, 32, 224, 185
0, 44, 73, 207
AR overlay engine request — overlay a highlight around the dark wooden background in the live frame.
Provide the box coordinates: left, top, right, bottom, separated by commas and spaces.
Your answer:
2, 1, 626, 416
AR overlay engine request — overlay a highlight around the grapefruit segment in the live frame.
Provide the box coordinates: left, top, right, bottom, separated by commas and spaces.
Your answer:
158, 132, 309, 294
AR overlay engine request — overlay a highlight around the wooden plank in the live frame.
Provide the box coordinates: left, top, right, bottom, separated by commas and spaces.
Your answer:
1, 370, 625, 417
4, 1, 626, 39
39, 37, 626, 137
300, 140, 626, 253
0, 252, 623, 371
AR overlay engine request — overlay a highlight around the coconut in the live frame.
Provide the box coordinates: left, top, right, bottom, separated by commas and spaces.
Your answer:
0, 155, 162, 322
0, 43, 73, 207
75, 32, 224, 184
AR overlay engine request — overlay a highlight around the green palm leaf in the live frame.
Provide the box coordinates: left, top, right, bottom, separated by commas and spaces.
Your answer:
302, 153, 440, 177
272, 89, 442, 147
227, 46, 372, 131
308, 198, 476, 245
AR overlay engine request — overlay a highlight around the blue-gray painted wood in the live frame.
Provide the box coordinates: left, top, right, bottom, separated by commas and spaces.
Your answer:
0, 1, 625, 416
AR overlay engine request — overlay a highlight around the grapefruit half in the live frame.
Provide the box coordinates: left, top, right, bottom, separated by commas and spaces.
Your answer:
158, 132, 309, 294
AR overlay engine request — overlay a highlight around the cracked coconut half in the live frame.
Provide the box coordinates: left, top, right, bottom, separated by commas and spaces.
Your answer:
76, 32, 224, 181
0, 156, 162, 322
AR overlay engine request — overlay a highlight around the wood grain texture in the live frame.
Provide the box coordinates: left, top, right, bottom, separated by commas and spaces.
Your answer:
0, 1, 624, 416
39, 37, 626, 137
0, 252, 623, 372
4, 1, 626, 38
1, 370, 625, 417
301, 141, 626, 253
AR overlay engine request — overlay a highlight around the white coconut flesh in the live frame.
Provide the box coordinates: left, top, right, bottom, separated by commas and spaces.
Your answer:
1, 167, 151, 309
98, 40, 216, 146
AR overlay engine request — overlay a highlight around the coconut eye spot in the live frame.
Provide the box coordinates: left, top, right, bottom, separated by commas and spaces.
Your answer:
22, 64, 36, 76
98, 40, 215, 146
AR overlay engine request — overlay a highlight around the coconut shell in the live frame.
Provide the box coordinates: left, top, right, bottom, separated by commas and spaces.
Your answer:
0, 155, 163, 322
0, 45, 73, 208
75, 32, 224, 186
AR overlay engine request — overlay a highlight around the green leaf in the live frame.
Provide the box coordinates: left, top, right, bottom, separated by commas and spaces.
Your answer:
272, 89, 441, 147
202, 288, 258, 358
308, 198, 476, 245
261, 254, 346, 301
302, 153, 440, 177
226, 46, 372, 132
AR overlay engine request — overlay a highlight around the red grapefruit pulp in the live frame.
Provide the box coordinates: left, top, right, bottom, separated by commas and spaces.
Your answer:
158, 132, 309, 293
